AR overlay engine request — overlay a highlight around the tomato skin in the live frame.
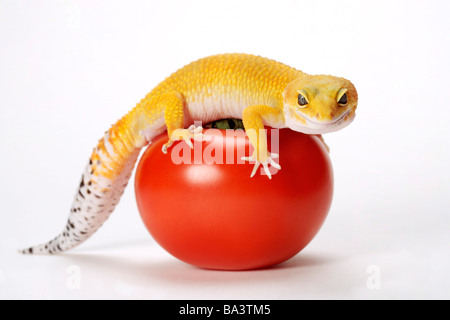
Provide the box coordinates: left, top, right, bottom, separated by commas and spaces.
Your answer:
135, 129, 333, 270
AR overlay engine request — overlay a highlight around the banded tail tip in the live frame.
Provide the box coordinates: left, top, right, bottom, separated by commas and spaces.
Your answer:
18, 248, 29, 255
18, 242, 62, 255
18, 247, 38, 255
18, 247, 60, 255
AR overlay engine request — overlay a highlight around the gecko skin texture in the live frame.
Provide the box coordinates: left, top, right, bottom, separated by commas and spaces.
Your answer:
20, 53, 358, 255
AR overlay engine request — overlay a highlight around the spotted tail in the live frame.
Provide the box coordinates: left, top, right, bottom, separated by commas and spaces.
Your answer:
20, 107, 153, 254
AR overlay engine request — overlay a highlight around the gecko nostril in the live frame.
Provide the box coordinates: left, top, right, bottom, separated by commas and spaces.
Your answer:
315, 113, 320, 118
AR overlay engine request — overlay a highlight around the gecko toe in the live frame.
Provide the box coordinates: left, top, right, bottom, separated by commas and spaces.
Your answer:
250, 161, 260, 178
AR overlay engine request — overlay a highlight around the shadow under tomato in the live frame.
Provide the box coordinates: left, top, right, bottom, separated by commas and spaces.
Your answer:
62, 244, 341, 289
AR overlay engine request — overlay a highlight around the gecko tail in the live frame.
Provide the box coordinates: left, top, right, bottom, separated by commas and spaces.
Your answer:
18, 199, 112, 255
19, 150, 140, 255
19, 108, 148, 255
18, 217, 109, 255
18, 232, 83, 255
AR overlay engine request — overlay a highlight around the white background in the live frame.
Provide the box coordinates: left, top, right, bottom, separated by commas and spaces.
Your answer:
1, 0, 449, 300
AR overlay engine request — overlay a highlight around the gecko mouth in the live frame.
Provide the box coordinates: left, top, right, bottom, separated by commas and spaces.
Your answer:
286, 107, 355, 134
302, 109, 351, 126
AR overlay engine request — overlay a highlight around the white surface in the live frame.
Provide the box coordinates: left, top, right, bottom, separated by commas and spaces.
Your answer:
1, 0, 449, 300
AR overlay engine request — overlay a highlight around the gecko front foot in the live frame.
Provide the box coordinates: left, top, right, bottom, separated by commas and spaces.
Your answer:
241, 152, 281, 179
162, 125, 204, 154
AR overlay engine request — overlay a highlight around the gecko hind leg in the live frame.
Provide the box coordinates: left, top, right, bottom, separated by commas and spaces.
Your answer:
155, 91, 205, 154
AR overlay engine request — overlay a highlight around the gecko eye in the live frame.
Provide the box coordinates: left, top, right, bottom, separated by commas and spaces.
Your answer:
338, 93, 348, 105
337, 89, 348, 106
297, 93, 308, 107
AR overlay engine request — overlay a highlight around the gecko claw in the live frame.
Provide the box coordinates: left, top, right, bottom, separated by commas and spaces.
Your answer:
185, 125, 205, 147
189, 124, 204, 135
269, 158, 281, 170
162, 141, 173, 154
262, 162, 272, 179
269, 152, 279, 159
184, 137, 194, 149
241, 152, 280, 179
162, 125, 205, 154
250, 161, 260, 178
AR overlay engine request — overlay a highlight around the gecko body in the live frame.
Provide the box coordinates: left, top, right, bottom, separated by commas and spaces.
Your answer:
20, 53, 358, 255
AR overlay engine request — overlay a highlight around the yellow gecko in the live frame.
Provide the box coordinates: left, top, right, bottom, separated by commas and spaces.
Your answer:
20, 53, 358, 255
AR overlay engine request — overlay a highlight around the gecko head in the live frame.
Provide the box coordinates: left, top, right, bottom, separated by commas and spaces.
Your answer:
283, 74, 358, 134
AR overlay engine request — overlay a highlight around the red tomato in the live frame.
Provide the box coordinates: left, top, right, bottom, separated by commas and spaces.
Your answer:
135, 128, 333, 270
